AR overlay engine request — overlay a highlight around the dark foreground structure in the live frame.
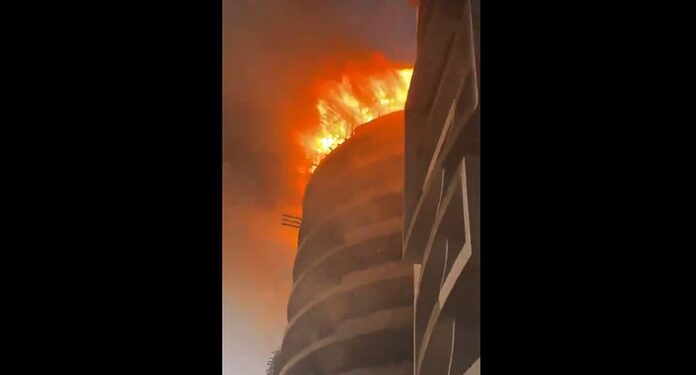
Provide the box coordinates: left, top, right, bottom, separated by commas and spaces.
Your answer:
403, 0, 480, 374
277, 112, 413, 375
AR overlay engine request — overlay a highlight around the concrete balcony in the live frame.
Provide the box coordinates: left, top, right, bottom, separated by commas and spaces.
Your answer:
282, 262, 413, 360
279, 307, 413, 375
288, 217, 403, 320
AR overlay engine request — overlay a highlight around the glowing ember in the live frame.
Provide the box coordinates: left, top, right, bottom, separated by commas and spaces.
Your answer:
302, 62, 413, 173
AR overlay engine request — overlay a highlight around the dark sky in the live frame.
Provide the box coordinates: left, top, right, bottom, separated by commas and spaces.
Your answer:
222, 1, 416, 373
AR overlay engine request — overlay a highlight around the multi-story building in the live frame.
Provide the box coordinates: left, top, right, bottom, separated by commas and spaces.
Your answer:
277, 112, 413, 375
275, 0, 480, 372
403, 0, 480, 374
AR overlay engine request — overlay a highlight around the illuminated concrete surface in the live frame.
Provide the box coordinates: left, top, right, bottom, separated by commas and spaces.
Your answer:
278, 112, 414, 375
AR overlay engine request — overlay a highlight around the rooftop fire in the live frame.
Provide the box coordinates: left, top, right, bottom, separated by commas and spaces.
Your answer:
301, 55, 413, 173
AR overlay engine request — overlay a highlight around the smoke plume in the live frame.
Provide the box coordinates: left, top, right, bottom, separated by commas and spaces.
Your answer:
223, 1, 415, 374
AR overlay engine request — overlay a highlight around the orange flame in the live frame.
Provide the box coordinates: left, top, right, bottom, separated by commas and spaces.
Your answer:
302, 59, 413, 173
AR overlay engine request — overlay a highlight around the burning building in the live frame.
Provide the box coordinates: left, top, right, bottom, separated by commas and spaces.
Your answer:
277, 110, 413, 375
275, 0, 480, 371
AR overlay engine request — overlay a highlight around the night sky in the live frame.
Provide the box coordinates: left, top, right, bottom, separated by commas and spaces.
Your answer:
222, 1, 416, 373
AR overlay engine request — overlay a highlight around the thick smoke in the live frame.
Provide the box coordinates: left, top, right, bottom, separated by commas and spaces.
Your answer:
223, 1, 415, 374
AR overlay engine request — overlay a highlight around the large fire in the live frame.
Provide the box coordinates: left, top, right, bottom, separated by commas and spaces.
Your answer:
302, 57, 413, 173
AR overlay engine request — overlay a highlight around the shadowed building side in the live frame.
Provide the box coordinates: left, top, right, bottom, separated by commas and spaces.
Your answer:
403, 0, 480, 375
278, 111, 414, 375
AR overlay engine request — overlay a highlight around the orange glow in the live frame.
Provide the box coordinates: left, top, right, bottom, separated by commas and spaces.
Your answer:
301, 58, 413, 173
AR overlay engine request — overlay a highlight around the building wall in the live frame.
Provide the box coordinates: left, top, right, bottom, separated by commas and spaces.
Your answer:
278, 111, 414, 375
403, 0, 480, 374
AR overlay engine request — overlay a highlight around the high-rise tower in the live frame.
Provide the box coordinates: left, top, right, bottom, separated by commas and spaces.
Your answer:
277, 111, 414, 375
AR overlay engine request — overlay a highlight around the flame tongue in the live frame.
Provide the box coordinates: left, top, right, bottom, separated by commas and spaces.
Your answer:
303, 63, 413, 173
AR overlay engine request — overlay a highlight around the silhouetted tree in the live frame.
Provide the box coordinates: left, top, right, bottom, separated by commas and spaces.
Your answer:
266, 348, 280, 375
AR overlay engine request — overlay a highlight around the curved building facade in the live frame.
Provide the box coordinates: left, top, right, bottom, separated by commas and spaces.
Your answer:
277, 111, 413, 375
